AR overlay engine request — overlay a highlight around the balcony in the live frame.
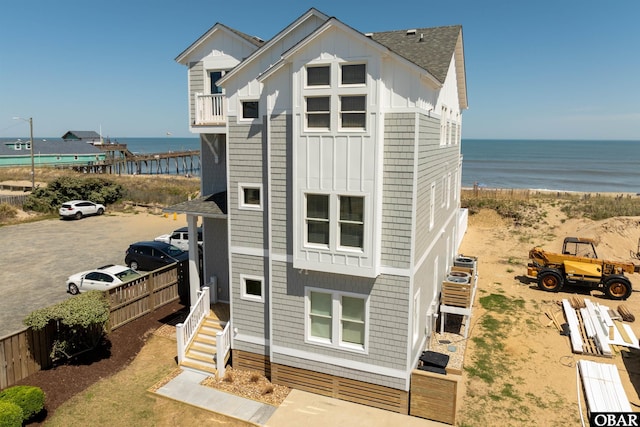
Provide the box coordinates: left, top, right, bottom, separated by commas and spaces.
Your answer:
194, 93, 226, 126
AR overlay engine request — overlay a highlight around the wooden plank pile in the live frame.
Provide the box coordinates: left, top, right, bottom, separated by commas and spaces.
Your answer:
578, 360, 631, 413
562, 298, 639, 356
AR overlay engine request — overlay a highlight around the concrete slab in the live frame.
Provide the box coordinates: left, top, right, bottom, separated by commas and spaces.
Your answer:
154, 370, 277, 425
265, 389, 448, 427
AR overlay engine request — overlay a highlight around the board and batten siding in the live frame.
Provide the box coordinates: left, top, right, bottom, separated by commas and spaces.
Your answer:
269, 114, 292, 255
381, 113, 415, 269
188, 62, 204, 125
228, 118, 266, 249
270, 260, 410, 390
230, 253, 268, 348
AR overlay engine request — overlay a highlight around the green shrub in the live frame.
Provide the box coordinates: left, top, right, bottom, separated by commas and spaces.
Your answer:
0, 400, 22, 427
0, 386, 45, 421
23, 176, 123, 213
23, 291, 110, 361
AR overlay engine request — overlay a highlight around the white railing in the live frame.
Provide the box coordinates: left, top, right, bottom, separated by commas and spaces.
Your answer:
216, 322, 231, 377
194, 93, 226, 125
176, 286, 210, 363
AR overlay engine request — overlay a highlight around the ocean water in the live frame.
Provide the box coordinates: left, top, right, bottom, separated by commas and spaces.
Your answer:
461, 139, 640, 193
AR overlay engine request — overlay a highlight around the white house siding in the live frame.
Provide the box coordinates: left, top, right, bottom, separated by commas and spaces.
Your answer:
224, 15, 325, 119
270, 260, 410, 390
230, 252, 268, 350
228, 119, 266, 249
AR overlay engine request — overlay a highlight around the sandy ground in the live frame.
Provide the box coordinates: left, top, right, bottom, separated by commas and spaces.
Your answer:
455, 203, 640, 426
0, 209, 188, 338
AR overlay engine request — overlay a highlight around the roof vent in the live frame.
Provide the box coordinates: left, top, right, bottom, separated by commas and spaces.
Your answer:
419, 33, 424, 41
364, 32, 373, 38
406, 29, 416, 35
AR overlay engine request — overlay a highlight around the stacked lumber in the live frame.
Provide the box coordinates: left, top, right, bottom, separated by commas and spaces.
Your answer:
618, 304, 635, 322
561, 298, 639, 356
578, 360, 631, 413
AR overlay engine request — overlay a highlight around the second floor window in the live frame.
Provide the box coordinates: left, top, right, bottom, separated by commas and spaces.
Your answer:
340, 96, 366, 129
305, 193, 365, 251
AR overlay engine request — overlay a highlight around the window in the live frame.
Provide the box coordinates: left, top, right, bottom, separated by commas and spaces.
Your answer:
338, 196, 364, 249
429, 182, 436, 230
307, 66, 330, 86
239, 183, 262, 210
302, 62, 367, 132
14, 143, 21, 150
241, 275, 264, 302
209, 71, 223, 94
242, 101, 259, 119
341, 64, 366, 85
340, 96, 366, 128
306, 194, 329, 246
306, 97, 330, 129
307, 288, 368, 351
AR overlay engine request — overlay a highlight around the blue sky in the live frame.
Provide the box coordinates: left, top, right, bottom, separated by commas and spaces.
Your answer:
1, 0, 639, 140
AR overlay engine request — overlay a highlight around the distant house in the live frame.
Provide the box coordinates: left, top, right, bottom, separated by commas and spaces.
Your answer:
61, 130, 103, 144
170, 8, 468, 415
0, 139, 105, 168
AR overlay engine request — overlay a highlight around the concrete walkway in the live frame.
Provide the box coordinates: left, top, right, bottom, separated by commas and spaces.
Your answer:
154, 370, 447, 427
153, 369, 277, 425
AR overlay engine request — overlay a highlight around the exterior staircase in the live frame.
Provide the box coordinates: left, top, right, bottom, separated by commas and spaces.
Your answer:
179, 315, 227, 375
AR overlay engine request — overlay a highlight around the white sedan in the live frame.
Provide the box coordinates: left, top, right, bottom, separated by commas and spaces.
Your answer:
59, 200, 105, 219
66, 264, 141, 295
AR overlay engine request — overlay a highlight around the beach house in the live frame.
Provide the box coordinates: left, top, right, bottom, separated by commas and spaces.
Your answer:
170, 8, 468, 414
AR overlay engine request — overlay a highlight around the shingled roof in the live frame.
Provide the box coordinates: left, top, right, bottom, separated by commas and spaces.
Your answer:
61, 130, 102, 141
369, 25, 462, 84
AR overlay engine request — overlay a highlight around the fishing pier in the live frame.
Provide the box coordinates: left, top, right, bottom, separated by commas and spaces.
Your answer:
76, 143, 200, 175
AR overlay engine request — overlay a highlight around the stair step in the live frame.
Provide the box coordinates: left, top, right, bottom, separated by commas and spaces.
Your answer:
188, 342, 216, 357
194, 334, 217, 346
181, 359, 217, 375
203, 318, 227, 329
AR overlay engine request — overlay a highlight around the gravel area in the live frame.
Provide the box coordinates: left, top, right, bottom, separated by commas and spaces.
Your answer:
0, 210, 188, 338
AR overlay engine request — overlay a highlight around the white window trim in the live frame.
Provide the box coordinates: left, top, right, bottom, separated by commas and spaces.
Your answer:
238, 182, 263, 211
305, 287, 369, 354
413, 289, 421, 345
303, 192, 366, 254
429, 182, 436, 230
305, 64, 331, 88
238, 98, 260, 123
302, 61, 368, 133
240, 274, 264, 303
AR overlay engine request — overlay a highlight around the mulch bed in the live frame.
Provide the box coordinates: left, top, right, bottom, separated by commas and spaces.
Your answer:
16, 301, 188, 426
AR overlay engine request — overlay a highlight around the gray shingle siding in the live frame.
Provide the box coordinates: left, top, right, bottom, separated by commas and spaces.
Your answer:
269, 114, 292, 255
200, 135, 227, 196
188, 62, 204, 125
414, 113, 461, 260
270, 260, 410, 389
231, 253, 268, 338
228, 118, 266, 248
382, 113, 415, 269
203, 217, 229, 301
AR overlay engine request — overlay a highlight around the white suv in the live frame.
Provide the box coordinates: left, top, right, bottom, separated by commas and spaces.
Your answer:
59, 200, 105, 220
154, 226, 202, 251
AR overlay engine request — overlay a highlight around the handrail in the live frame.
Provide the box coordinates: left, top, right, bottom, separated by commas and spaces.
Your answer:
176, 287, 210, 363
194, 93, 226, 125
216, 321, 231, 377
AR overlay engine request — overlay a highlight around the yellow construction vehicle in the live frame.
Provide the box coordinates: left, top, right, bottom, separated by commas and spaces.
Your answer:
527, 237, 640, 300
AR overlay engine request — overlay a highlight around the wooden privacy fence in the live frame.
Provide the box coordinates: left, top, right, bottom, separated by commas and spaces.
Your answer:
0, 261, 187, 390
0, 194, 29, 208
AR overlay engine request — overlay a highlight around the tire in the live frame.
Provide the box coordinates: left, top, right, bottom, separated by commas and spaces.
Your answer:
74, 211, 83, 220
97, 208, 104, 215
604, 277, 632, 300
68, 283, 79, 295
538, 270, 563, 292
129, 261, 139, 271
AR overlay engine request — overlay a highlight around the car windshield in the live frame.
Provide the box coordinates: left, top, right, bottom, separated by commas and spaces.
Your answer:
115, 269, 142, 282
164, 245, 184, 257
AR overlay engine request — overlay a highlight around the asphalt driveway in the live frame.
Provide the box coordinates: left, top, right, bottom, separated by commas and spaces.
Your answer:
0, 211, 186, 338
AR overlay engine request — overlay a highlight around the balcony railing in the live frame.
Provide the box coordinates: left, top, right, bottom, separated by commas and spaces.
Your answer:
194, 93, 226, 125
